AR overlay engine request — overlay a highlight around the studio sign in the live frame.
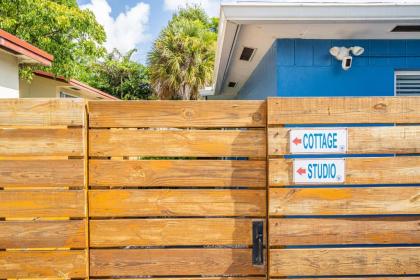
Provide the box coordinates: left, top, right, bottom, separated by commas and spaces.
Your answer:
293, 159, 345, 184
288, 128, 347, 184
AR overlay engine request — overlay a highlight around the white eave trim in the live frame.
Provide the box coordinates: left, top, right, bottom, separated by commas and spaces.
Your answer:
213, 15, 240, 96
222, 2, 420, 22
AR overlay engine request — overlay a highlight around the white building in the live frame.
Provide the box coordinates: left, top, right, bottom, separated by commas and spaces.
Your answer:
0, 28, 117, 100
0, 28, 53, 98
20, 71, 118, 100
211, 1, 420, 99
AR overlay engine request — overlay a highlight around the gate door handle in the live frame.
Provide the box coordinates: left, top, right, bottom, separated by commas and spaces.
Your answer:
252, 221, 264, 265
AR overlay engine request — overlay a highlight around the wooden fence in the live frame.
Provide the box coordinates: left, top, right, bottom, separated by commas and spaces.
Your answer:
0, 97, 419, 279
267, 97, 420, 278
0, 99, 87, 278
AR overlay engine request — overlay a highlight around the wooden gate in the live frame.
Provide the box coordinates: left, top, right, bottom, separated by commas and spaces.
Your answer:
267, 97, 420, 278
86, 100, 267, 278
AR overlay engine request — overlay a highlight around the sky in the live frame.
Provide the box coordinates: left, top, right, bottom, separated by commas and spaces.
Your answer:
76, 0, 420, 64
77, 0, 225, 64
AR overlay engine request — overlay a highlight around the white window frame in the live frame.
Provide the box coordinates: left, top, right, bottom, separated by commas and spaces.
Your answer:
394, 70, 420, 96
59, 91, 78, 98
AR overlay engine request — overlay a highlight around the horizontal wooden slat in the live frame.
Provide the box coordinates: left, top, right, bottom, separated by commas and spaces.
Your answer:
88, 100, 266, 128
0, 190, 85, 218
90, 129, 266, 157
268, 126, 420, 155
0, 160, 84, 187
0, 220, 85, 248
0, 250, 86, 278
99, 278, 266, 280
90, 160, 266, 187
0, 128, 83, 156
90, 248, 265, 276
270, 217, 420, 246
0, 99, 84, 126
89, 189, 266, 217
98, 278, 265, 280
269, 157, 420, 186
270, 247, 420, 276
91, 218, 262, 247
269, 187, 420, 216
287, 278, 415, 280
268, 97, 420, 125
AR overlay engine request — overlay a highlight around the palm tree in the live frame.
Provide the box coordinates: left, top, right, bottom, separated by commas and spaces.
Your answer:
148, 7, 217, 100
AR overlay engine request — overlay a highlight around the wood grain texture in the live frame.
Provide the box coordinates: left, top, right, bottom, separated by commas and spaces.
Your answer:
268, 126, 420, 155
97, 276, 266, 280
0, 99, 84, 126
267, 97, 420, 125
269, 217, 420, 246
0, 220, 85, 249
90, 218, 262, 247
0, 250, 86, 278
288, 278, 416, 280
269, 187, 420, 216
270, 247, 420, 276
0, 160, 84, 187
0, 190, 85, 218
88, 100, 266, 128
89, 189, 266, 217
90, 129, 266, 157
90, 160, 266, 187
269, 157, 420, 186
0, 128, 83, 156
90, 248, 265, 276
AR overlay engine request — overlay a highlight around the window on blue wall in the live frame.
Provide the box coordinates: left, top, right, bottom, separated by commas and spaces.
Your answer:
395, 71, 420, 96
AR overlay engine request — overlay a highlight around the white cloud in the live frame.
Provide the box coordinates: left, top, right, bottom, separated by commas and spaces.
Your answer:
81, 0, 150, 54
164, 0, 220, 17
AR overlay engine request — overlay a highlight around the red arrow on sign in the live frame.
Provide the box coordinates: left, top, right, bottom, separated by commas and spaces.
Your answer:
292, 137, 302, 145
297, 167, 306, 176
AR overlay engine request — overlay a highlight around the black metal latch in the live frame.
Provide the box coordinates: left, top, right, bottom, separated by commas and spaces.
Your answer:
252, 221, 264, 265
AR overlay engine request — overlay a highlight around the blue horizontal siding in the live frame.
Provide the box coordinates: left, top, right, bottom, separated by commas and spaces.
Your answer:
277, 39, 420, 97
235, 39, 420, 99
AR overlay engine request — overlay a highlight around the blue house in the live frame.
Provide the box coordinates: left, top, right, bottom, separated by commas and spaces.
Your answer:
209, 1, 420, 99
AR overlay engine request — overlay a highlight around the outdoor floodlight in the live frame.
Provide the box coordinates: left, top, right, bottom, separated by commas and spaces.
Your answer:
329, 46, 365, 70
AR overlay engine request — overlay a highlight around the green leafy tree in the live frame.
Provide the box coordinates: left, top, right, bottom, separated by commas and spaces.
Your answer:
0, 0, 106, 79
82, 49, 153, 100
148, 6, 217, 100
210, 17, 219, 33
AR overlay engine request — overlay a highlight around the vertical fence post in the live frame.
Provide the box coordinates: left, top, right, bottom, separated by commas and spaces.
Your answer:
84, 100, 90, 279
265, 98, 270, 280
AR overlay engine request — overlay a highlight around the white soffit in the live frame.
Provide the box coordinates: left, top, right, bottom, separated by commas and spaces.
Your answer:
214, 1, 420, 96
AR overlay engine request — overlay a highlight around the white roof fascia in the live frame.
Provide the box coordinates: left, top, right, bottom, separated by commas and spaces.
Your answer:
222, 2, 420, 22
213, 10, 240, 96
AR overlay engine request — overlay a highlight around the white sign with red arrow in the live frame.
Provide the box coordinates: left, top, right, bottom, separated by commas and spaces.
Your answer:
289, 128, 348, 154
293, 159, 345, 184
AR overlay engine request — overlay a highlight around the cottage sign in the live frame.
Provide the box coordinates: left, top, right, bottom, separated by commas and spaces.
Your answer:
289, 128, 348, 154
293, 159, 346, 184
